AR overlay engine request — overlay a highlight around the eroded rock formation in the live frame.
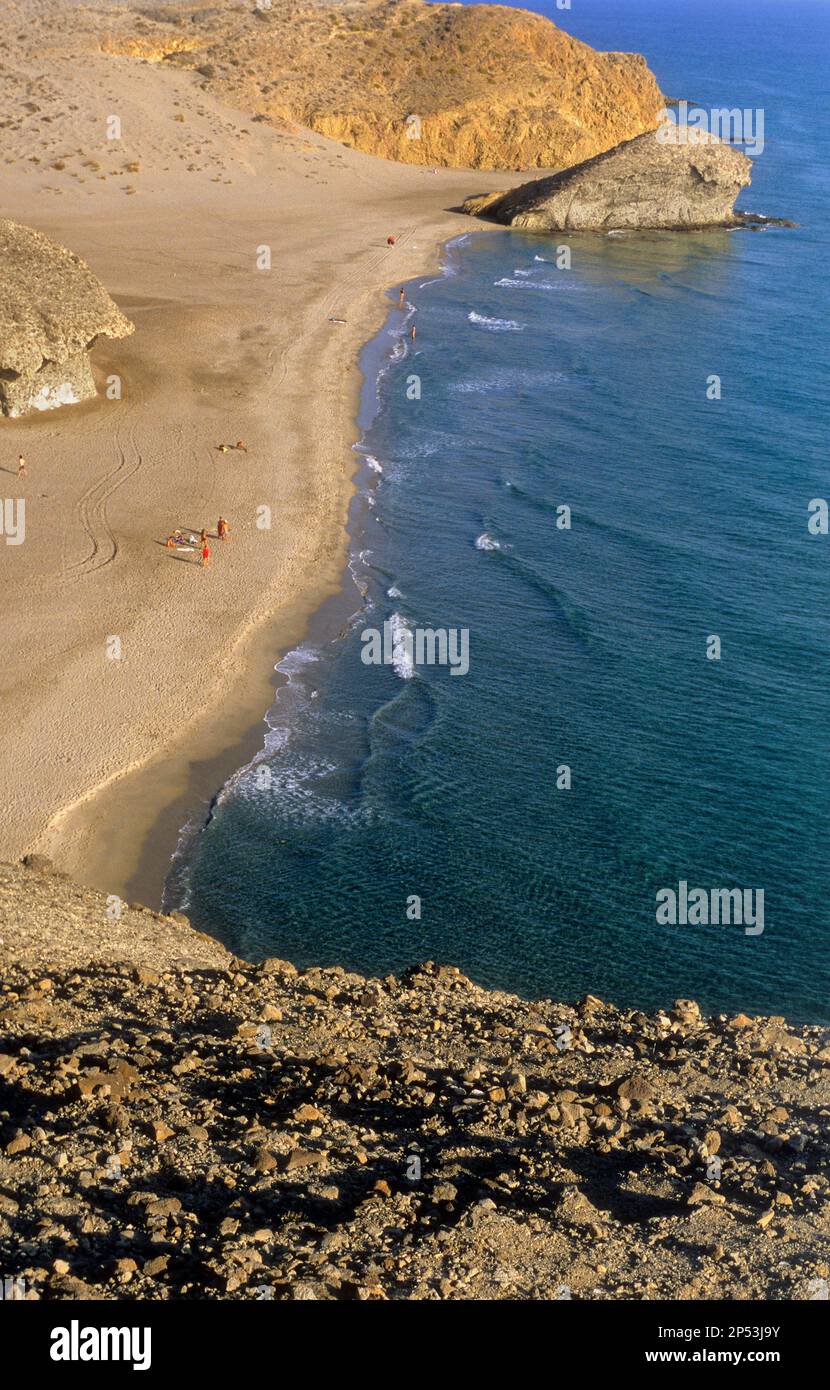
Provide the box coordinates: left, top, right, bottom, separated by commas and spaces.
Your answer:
462, 129, 754, 231
0, 219, 133, 417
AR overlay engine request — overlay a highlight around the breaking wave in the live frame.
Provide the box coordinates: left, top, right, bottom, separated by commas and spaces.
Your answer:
468, 310, 524, 332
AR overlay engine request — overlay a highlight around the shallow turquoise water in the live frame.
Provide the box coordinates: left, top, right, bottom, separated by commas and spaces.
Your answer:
169, 0, 830, 1022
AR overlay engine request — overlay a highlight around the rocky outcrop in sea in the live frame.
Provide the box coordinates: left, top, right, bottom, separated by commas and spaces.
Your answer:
462, 129, 758, 232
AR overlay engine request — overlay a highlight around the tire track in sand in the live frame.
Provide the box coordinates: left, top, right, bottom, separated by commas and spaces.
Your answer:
65, 427, 143, 579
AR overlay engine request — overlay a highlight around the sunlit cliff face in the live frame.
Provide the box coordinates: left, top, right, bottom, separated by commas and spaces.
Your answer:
94, 0, 663, 171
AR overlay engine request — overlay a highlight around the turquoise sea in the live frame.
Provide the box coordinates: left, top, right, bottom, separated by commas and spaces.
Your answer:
167, 0, 830, 1023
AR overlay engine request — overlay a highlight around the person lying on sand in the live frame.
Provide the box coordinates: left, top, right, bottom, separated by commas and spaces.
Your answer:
235, 441, 248, 452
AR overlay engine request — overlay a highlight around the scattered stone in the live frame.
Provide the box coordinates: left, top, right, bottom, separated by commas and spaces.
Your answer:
293, 1104, 323, 1123
688, 1183, 726, 1207
145, 1198, 182, 1219
5, 1134, 31, 1156
147, 1120, 175, 1144
0, 858, 825, 1302
616, 1073, 655, 1112
284, 1148, 326, 1172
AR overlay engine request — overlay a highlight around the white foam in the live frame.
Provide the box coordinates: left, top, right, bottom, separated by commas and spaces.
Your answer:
494, 276, 560, 291
387, 585, 403, 599
389, 611, 415, 679
276, 645, 320, 676
468, 310, 524, 332
475, 532, 501, 551
365, 456, 383, 473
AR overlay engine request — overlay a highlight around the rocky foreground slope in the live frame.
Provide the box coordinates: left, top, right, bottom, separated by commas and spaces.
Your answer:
22, 0, 663, 171
1, 858, 829, 1301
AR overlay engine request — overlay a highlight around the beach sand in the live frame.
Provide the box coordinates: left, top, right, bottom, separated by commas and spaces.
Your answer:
0, 28, 515, 907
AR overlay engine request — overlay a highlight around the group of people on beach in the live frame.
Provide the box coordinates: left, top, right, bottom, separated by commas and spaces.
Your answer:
166, 517, 230, 566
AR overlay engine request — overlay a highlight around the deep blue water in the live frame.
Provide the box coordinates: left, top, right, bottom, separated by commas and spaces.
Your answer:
169, 0, 830, 1022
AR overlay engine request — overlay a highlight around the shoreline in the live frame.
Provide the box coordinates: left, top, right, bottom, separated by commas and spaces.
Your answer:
160, 258, 457, 913
38, 221, 496, 910
0, 0, 523, 909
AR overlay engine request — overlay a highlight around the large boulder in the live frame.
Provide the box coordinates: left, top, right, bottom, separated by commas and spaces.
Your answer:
462, 129, 753, 232
0, 219, 134, 417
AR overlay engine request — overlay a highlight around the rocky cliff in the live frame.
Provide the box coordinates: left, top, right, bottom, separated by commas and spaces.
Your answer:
0, 220, 133, 417
85, 0, 663, 172
462, 129, 754, 232
1, 859, 828, 1301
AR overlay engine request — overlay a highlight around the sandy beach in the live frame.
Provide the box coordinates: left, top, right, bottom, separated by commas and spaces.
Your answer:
0, 20, 515, 906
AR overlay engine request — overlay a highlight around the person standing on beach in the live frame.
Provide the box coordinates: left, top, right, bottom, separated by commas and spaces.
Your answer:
399, 288, 405, 308
201, 540, 211, 567
218, 516, 229, 541
17, 455, 26, 479
200, 527, 208, 548
411, 323, 417, 342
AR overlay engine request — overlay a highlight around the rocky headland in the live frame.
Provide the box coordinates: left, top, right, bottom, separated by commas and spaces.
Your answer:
462, 129, 758, 233
1, 859, 828, 1301
58, 0, 664, 172
0, 219, 133, 416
